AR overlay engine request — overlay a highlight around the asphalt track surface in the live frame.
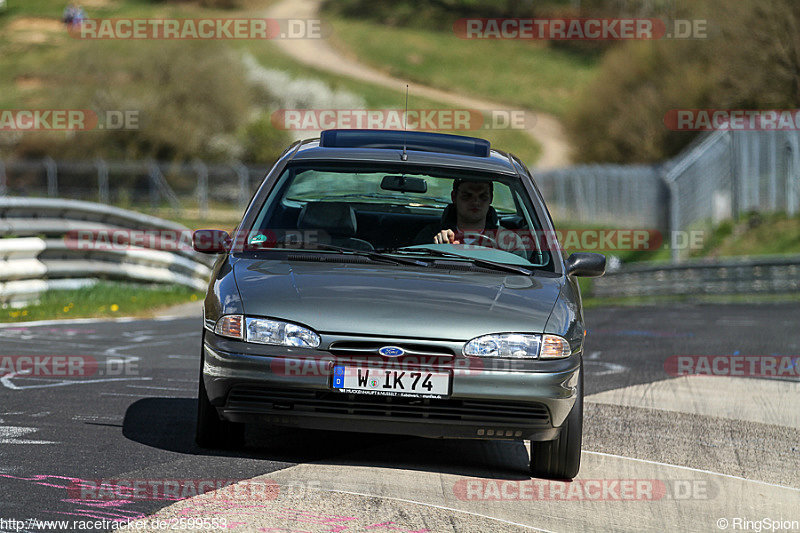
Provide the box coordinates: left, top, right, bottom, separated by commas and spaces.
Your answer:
0, 303, 798, 532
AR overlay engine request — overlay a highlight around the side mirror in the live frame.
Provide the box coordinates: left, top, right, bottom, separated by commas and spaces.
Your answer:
566, 252, 606, 277
193, 229, 230, 254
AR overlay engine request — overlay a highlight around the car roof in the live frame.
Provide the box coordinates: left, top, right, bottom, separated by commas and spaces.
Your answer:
284, 130, 522, 177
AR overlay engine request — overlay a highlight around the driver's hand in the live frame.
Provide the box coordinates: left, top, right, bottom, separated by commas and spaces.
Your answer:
434, 229, 460, 244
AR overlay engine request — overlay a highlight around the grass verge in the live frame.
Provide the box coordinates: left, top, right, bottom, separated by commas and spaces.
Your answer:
1, 0, 543, 166
239, 41, 543, 165
325, 16, 599, 118
690, 212, 800, 259
1, 282, 202, 323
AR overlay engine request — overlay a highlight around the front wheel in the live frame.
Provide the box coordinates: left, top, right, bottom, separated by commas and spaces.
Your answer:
196, 349, 245, 449
529, 370, 582, 479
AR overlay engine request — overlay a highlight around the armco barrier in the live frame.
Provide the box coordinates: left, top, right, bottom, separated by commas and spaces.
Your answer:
0, 198, 214, 305
591, 254, 800, 298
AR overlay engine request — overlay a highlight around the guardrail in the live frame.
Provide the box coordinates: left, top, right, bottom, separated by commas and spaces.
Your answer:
591, 254, 800, 298
0, 197, 214, 305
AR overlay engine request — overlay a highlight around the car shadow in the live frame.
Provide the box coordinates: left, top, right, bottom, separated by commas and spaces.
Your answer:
122, 397, 532, 480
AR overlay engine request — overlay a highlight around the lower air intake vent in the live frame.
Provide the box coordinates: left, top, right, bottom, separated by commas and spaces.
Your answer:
225, 386, 550, 425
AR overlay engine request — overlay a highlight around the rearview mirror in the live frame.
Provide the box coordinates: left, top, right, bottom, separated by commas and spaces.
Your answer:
193, 229, 230, 254
381, 175, 427, 193
566, 252, 606, 277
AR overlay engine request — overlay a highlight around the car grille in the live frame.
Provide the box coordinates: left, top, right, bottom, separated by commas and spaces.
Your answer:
327, 340, 455, 357
225, 386, 550, 425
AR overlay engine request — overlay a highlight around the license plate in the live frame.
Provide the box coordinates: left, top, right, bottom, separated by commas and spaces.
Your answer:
332, 365, 450, 398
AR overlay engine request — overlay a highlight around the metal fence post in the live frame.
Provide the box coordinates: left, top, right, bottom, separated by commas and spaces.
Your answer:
148, 160, 160, 208
147, 160, 182, 216
44, 157, 58, 197
599, 167, 609, 221
730, 132, 741, 220
95, 158, 109, 204
0, 160, 6, 196
768, 133, 777, 211
234, 161, 249, 210
742, 132, 758, 212
194, 159, 208, 219
738, 133, 749, 214
669, 180, 680, 263
788, 140, 798, 217
587, 170, 597, 222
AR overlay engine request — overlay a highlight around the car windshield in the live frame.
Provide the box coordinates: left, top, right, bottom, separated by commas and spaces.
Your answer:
246, 163, 553, 269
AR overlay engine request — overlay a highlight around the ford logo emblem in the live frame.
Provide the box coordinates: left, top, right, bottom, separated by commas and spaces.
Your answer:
378, 346, 405, 357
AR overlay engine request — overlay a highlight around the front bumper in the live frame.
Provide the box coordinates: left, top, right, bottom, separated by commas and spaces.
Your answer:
202, 332, 581, 442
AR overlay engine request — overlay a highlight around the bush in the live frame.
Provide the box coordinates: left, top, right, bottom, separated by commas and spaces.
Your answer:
566, 0, 800, 163
565, 38, 715, 163
242, 114, 291, 165
14, 41, 256, 161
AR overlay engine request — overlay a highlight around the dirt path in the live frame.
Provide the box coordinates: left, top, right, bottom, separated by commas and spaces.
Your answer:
265, 0, 571, 169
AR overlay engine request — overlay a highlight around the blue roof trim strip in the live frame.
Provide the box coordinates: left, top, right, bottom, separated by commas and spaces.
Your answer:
319, 129, 491, 158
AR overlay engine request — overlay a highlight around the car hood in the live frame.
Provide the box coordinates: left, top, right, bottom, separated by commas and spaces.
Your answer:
232, 258, 563, 340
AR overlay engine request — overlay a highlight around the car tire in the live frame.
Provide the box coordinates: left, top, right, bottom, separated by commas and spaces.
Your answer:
529, 369, 582, 480
196, 349, 246, 449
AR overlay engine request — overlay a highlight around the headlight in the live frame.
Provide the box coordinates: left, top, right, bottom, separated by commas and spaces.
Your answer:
245, 317, 320, 348
212, 315, 320, 348
463, 333, 571, 359
464, 333, 540, 358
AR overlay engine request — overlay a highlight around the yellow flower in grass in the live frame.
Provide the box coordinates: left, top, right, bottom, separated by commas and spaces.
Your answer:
63, 306, 70, 313
110, 304, 119, 312
190, 294, 198, 301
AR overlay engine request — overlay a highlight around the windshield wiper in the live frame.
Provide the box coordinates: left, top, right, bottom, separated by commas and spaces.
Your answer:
387, 247, 533, 276
249, 241, 431, 268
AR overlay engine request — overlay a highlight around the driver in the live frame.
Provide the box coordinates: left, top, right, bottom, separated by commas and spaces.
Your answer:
432, 179, 525, 255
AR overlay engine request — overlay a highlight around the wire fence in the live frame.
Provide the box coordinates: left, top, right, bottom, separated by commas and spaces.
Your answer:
663, 130, 800, 260
535, 164, 667, 229
0, 159, 271, 217
537, 130, 800, 261
1, 130, 799, 262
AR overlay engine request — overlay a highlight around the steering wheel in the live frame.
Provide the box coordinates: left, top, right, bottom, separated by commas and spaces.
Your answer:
454, 230, 498, 249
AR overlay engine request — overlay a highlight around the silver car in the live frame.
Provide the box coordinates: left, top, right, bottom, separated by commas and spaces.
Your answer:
194, 130, 605, 479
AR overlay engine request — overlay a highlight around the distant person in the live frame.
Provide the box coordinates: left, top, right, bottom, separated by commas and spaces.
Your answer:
62, 3, 86, 28
62, 3, 77, 25
73, 4, 86, 25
